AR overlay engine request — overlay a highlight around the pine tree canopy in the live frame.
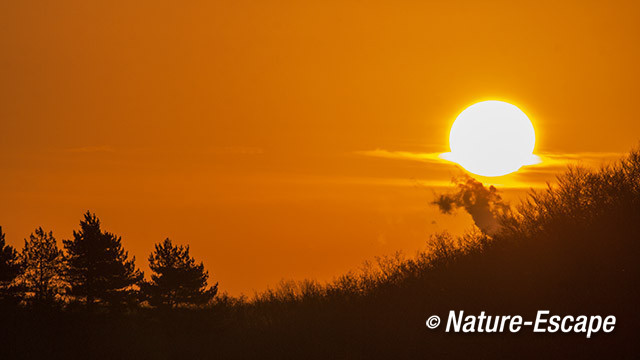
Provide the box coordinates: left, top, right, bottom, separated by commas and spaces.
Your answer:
62, 212, 143, 306
143, 238, 217, 308
21, 227, 65, 303
0, 226, 22, 301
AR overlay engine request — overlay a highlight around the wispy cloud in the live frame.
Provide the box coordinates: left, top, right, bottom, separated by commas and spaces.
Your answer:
536, 151, 624, 165
354, 149, 443, 163
207, 146, 264, 155
357, 149, 624, 170
63, 145, 115, 153
356, 148, 628, 189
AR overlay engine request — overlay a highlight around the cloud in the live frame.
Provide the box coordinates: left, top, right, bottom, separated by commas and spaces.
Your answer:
208, 146, 264, 155
432, 175, 510, 235
354, 149, 443, 163
357, 148, 626, 188
513, 151, 626, 180
534, 151, 624, 166
63, 145, 115, 153
358, 149, 623, 168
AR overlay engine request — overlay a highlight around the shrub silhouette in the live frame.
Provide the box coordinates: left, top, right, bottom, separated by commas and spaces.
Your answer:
141, 238, 217, 308
63, 211, 143, 307
20, 227, 65, 304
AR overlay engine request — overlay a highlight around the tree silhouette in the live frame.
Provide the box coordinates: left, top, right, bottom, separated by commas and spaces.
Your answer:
63, 212, 143, 307
0, 226, 22, 302
21, 227, 65, 304
142, 238, 217, 308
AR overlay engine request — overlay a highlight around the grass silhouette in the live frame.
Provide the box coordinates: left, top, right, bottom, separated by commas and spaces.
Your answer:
1, 150, 639, 359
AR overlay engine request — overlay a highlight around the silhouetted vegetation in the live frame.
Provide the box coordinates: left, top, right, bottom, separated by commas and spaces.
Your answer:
63, 212, 143, 308
141, 238, 217, 308
0, 227, 22, 303
20, 227, 64, 305
1, 150, 640, 358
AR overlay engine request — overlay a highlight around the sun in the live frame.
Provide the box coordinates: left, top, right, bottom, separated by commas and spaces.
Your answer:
440, 100, 540, 177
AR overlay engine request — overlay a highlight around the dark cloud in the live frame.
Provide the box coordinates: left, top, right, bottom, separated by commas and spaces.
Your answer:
432, 175, 511, 235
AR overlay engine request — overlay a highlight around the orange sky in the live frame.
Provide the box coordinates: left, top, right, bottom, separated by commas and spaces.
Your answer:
1, 0, 639, 295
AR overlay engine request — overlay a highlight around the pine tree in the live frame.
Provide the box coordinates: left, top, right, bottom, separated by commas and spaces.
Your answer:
142, 238, 217, 308
0, 226, 23, 302
63, 212, 143, 307
21, 227, 65, 304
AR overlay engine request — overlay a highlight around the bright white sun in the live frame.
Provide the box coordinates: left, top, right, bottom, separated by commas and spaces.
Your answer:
440, 100, 540, 177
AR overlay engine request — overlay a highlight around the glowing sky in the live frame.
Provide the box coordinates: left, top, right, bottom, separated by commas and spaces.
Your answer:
1, 0, 639, 295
